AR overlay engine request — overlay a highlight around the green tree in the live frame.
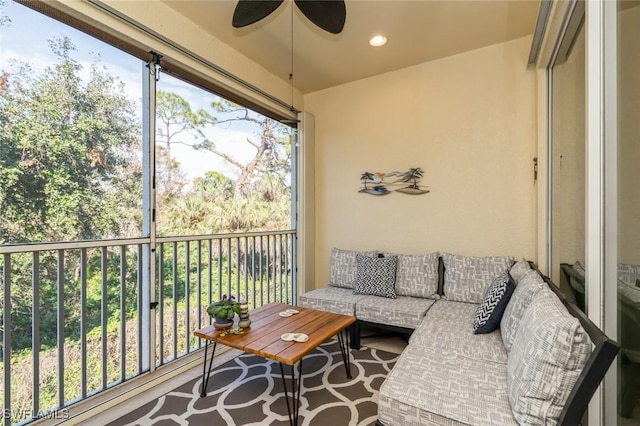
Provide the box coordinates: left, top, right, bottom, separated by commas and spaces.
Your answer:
0, 36, 141, 243
0, 35, 141, 357
155, 91, 200, 200
152, 93, 292, 235
195, 100, 292, 200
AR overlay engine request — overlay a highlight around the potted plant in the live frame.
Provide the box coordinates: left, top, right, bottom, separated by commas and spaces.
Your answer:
207, 295, 241, 329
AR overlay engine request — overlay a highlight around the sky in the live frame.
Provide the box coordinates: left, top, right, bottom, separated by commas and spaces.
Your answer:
0, 0, 270, 183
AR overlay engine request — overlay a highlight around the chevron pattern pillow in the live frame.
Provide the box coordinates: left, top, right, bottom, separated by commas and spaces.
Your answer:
473, 272, 515, 334
353, 254, 398, 299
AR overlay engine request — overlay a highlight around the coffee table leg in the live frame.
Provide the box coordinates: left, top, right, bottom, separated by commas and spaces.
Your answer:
337, 328, 352, 379
200, 340, 217, 397
279, 359, 303, 426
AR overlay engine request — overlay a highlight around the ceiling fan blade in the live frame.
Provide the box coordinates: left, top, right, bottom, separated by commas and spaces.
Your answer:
232, 0, 285, 28
294, 0, 346, 34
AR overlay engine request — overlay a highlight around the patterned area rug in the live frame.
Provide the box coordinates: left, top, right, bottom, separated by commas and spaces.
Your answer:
109, 340, 399, 426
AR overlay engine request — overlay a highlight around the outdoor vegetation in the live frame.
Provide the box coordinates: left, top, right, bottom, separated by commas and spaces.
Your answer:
0, 2, 293, 422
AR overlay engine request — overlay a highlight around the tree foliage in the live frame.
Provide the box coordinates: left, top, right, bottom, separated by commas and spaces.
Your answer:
195, 100, 292, 200
155, 91, 293, 235
0, 36, 141, 244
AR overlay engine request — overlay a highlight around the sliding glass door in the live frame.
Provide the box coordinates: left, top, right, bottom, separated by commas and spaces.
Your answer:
549, 14, 586, 310
614, 2, 640, 423
547, 1, 640, 423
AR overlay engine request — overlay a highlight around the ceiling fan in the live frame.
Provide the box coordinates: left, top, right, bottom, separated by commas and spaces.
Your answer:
232, 0, 346, 34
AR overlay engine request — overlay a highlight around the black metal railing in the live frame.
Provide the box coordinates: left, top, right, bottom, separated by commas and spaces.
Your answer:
0, 230, 296, 425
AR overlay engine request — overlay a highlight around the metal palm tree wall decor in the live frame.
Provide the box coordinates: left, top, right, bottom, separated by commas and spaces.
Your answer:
359, 168, 430, 196
232, 0, 346, 34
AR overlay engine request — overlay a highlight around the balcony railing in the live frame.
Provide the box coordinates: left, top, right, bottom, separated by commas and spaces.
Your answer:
0, 230, 296, 425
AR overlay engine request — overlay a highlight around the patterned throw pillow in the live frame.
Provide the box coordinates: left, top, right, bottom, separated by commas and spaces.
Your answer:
329, 248, 378, 288
473, 272, 516, 334
507, 288, 592, 424
353, 254, 398, 299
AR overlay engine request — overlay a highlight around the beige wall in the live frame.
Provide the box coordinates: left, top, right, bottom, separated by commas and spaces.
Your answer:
305, 36, 537, 288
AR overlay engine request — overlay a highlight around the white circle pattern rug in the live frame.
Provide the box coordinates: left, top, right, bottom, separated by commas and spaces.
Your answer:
108, 340, 399, 426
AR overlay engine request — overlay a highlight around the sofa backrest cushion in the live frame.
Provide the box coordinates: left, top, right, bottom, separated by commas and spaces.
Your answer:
353, 254, 398, 298
329, 248, 377, 289
500, 269, 546, 352
442, 253, 514, 303
509, 258, 531, 284
383, 252, 440, 299
507, 287, 592, 425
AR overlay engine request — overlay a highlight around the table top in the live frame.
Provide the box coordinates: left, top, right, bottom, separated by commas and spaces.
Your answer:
194, 302, 356, 366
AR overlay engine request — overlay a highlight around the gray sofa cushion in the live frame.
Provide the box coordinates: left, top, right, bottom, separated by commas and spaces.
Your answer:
410, 300, 507, 364
378, 345, 518, 426
298, 286, 363, 316
500, 268, 546, 352
328, 248, 377, 288
383, 251, 440, 299
355, 295, 435, 329
442, 253, 514, 303
507, 287, 592, 425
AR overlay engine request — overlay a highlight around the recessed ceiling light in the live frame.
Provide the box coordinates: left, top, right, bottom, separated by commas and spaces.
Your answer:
369, 35, 387, 47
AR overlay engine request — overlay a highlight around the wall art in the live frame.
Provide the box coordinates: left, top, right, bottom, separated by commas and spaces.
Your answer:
359, 167, 429, 196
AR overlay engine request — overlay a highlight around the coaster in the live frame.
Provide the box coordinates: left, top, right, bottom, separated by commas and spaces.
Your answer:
281, 333, 295, 341
292, 333, 308, 342
285, 309, 299, 314
279, 311, 293, 317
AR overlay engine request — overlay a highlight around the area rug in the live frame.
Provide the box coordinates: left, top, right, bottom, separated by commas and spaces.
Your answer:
108, 340, 399, 426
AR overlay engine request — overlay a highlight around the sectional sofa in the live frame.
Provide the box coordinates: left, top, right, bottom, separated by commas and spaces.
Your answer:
298, 249, 619, 426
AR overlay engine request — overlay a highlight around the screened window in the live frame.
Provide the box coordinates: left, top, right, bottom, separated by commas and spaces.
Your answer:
0, 1, 296, 423
155, 73, 293, 236
0, 0, 144, 244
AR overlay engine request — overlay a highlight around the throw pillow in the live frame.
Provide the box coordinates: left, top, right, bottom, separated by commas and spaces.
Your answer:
442, 253, 514, 303
507, 288, 592, 424
329, 248, 378, 288
473, 272, 516, 334
353, 254, 398, 299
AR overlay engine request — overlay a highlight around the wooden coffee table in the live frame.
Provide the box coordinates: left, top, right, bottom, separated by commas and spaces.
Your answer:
194, 302, 356, 426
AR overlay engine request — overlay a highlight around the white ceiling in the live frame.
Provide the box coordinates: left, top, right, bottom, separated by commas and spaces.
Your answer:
163, 0, 540, 94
